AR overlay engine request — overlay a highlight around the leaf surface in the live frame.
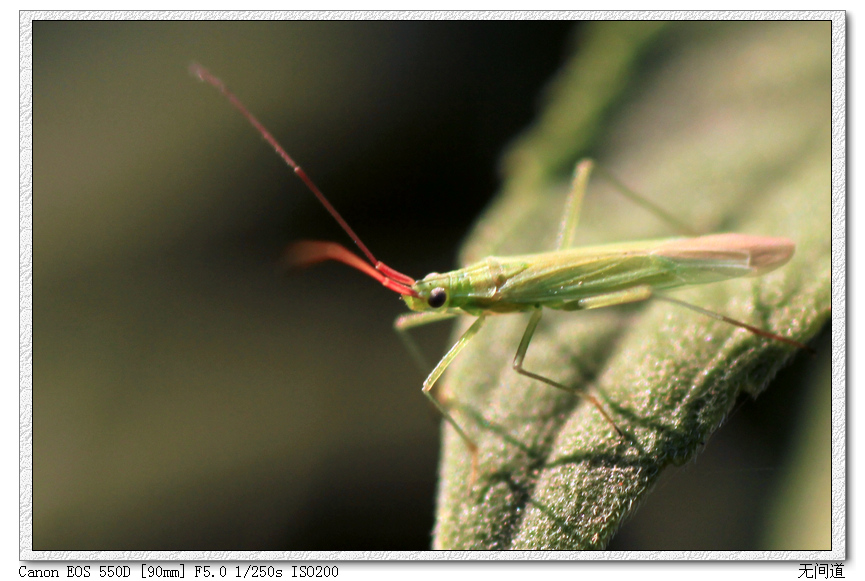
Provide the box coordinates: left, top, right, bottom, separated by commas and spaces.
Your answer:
433, 21, 832, 550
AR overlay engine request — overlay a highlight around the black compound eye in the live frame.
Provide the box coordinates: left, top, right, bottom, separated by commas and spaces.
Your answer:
427, 287, 447, 309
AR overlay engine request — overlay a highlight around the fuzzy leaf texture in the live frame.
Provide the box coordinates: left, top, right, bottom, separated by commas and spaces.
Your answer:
433, 22, 831, 550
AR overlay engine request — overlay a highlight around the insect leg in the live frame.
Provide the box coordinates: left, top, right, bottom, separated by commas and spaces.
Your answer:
555, 159, 593, 250
394, 310, 461, 374
556, 158, 699, 250
421, 315, 486, 483
563, 286, 810, 350
561, 285, 654, 311
512, 307, 624, 438
591, 163, 700, 236
655, 295, 813, 351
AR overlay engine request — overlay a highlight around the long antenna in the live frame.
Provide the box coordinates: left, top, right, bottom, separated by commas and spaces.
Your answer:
191, 63, 417, 292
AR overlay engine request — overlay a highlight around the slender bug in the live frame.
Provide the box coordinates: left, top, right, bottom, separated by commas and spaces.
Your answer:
191, 64, 809, 483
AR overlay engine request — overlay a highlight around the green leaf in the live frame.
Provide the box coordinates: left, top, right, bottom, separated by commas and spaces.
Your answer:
433, 21, 831, 550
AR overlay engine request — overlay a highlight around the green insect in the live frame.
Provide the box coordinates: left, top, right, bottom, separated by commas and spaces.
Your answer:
192, 64, 808, 482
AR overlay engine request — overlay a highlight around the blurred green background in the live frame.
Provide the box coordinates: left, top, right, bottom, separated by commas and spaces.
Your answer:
33, 20, 831, 551
34, 21, 577, 550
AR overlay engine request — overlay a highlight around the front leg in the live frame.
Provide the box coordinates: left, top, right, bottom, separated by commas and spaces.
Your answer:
395, 311, 487, 484
394, 309, 461, 373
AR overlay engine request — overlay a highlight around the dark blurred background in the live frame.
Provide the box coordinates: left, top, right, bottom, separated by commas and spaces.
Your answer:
34, 21, 578, 550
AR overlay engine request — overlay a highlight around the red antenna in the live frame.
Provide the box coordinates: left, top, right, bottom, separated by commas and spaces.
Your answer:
191, 63, 418, 297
